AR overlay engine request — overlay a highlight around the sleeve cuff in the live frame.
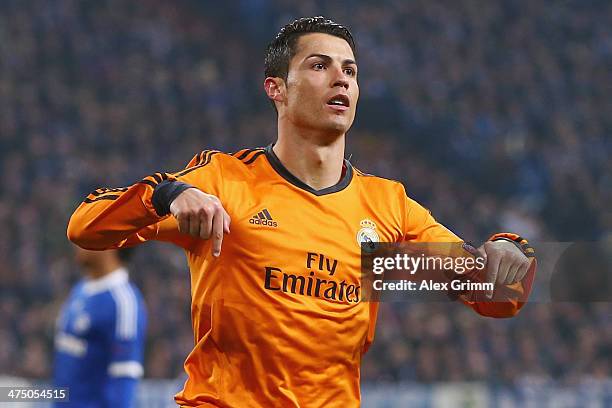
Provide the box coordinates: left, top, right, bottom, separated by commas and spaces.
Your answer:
152, 180, 194, 217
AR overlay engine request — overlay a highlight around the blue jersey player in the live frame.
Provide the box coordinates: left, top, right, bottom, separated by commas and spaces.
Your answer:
53, 247, 147, 408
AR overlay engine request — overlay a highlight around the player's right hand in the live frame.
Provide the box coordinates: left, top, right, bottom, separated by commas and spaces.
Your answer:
169, 188, 231, 257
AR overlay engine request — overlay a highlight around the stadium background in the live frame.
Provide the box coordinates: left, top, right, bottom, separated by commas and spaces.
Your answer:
0, 0, 609, 406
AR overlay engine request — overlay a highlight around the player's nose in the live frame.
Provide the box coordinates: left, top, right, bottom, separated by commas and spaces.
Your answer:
330, 65, 349, 90
332, 78, 349, 90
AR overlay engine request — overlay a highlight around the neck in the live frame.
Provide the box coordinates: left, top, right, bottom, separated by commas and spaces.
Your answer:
87, 261, 122, 280
273, 125, 346, 191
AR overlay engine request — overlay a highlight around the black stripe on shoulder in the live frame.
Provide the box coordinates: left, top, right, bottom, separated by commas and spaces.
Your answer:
233, 149, 254, 161
243, 150, 265, 165
175, 150, 222, 178
174, 150, 214, 177
84, 195, 120, 203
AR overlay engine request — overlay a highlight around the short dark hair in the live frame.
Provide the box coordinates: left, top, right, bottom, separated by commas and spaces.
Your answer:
264, 16, 356, 111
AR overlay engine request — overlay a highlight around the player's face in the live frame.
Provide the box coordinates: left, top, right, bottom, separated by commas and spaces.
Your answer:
284, 33, 359, 136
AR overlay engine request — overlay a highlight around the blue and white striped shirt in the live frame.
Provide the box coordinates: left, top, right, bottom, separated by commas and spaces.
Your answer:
53, 268, 147, 408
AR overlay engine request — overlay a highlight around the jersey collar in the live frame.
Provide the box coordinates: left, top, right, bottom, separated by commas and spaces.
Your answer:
264, 143, 353, 196
82, 267, 128, 295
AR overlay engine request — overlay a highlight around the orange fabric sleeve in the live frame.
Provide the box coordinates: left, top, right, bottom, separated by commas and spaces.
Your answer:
400, 186, 461, 243
400, 187, 536, 318
67, 150, 223, 250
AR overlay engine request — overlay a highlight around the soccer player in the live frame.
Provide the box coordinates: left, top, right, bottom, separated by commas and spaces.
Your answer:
67, 17, 535, 407
53, 247, 147, 408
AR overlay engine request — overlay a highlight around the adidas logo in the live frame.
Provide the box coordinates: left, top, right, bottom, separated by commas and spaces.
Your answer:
249, 209, 278, 227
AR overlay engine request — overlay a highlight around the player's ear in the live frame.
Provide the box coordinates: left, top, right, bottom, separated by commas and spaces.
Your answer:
264, 77, 286, 104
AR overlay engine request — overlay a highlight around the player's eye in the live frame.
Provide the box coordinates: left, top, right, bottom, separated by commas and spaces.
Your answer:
313, 62, 325, 70
344, 67, 356, 76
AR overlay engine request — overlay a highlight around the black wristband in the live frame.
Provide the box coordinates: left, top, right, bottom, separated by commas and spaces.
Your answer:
152, 180, 194, 217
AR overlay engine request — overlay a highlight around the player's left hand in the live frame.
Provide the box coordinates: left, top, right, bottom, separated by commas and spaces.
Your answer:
478, 240, 532, 298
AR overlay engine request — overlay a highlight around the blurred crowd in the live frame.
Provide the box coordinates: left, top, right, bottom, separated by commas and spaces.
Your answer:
0, 0, 609, 383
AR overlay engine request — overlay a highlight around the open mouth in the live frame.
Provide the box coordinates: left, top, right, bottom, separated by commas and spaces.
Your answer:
326, 94, 350, 109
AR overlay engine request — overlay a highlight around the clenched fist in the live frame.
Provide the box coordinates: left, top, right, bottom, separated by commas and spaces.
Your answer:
170, 188, 231, 256
478, 240, 533, 298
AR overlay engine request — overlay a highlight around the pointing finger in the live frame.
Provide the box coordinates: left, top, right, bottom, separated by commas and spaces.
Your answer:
211, 208, 224, 257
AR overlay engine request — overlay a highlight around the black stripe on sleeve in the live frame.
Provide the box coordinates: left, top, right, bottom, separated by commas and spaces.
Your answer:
141, 172, 168, 187
138, 180, 157, 188
197, 151, 208, 165
90, 187, 128, 196
90, 188, 110, 197
84, 195, 120, 203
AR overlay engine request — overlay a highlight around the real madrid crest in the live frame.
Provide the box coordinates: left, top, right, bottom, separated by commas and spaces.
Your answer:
356, 219, 379, 252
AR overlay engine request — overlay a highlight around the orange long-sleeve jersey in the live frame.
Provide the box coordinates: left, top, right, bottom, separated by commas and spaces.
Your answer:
67, 145, 534, 407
